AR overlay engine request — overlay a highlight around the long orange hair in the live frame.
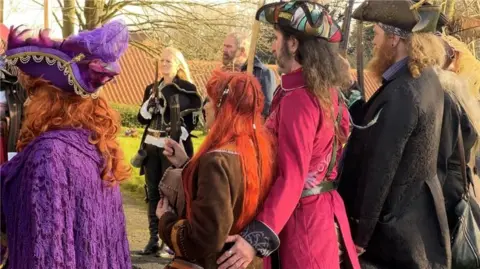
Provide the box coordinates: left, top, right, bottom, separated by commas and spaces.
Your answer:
182, 71, 275, 232
16, 73, 131, 183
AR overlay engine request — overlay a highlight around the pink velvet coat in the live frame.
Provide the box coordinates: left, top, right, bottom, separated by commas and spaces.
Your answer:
258, 69, 360, 269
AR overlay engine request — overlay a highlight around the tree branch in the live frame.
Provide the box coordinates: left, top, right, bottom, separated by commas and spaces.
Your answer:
52, 11, 63, 29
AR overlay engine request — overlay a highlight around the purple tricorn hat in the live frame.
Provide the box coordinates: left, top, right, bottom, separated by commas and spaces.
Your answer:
5, 20, 129, 98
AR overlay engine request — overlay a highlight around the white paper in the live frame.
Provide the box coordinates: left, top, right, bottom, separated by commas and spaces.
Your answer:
7, 152, 17, 161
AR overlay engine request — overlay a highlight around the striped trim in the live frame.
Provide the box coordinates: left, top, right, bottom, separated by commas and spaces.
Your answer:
171, 219, 188, 257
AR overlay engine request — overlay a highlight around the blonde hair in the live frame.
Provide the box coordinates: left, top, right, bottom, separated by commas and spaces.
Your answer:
442, 35, 480, 100
163, 46, 193, 83
407, 33, 446, 78
434, 67, 480, 157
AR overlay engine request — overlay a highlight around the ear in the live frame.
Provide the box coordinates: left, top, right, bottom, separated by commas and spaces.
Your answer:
240, 47, 247, 57
288, 37, 299, 55
391, 35, 401, 47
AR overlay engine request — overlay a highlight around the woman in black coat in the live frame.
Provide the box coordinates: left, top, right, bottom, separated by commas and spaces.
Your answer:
136, 47, 202, 257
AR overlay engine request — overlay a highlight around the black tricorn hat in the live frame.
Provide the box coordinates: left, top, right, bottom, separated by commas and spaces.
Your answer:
411, 0, 448, 32
161, 83, 203, 116
352, 0, 420, 31
412, 4, 442, 33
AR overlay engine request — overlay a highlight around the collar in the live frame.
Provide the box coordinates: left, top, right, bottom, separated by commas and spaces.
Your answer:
241, 56, 261, 71
281, 68, 305, 91
382, 57, 409, 82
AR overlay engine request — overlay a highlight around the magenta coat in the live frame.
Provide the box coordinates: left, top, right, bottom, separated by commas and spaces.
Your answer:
253, 69, 360, 269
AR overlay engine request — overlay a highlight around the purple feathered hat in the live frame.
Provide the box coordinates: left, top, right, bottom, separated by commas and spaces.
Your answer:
5, 20, 129, 98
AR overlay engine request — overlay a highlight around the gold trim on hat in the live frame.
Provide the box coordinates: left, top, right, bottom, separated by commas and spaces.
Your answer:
5, 51, 100, 99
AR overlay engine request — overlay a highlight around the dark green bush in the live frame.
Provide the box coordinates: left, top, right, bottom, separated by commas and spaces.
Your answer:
111, 103, 144, 128
111, 102, 206, 132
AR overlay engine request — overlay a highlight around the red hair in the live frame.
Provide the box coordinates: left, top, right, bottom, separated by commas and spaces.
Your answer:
183, 71, 275, 232
16, 73, 131, 183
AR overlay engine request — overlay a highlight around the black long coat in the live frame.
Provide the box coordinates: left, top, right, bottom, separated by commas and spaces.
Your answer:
438, 91, 480, 230
137, 76, 200, 175
338, 65, 450, 269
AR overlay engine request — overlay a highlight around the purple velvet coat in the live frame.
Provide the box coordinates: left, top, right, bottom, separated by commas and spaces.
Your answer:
0, 129, 131, 269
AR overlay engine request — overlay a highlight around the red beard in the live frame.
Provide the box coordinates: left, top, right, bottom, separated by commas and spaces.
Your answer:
367, 42, 398, 80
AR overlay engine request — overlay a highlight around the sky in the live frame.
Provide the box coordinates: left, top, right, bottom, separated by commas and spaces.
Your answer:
5, 0, 66, 37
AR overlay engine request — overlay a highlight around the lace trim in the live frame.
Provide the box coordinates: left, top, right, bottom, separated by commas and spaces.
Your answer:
6, 52, 100, 99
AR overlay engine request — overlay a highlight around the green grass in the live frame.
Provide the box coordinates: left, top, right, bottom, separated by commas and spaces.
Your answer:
118, 127, 205, 195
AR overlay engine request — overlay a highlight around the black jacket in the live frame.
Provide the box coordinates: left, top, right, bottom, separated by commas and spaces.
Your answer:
137, 76, 199, 158
338, 65, 450, 269
438, 92, 480, 231
241, 56, 276, 117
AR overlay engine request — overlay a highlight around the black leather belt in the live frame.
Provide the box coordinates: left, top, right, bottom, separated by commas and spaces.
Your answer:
301, 180, 338, 198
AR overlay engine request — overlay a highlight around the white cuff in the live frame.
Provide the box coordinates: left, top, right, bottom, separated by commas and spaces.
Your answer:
180, 126, 189, 141
140, 99, 152, 120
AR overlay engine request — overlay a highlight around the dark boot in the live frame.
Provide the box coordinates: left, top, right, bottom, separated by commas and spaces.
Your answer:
138, 199, 160, 255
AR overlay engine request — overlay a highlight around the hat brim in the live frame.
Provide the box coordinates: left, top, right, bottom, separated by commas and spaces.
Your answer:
161, 83, 203, 115
5, 46, 98, 98
352, 0, 420, 32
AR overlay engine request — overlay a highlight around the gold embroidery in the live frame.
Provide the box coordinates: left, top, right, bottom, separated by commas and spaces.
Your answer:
5, 51, 100, 99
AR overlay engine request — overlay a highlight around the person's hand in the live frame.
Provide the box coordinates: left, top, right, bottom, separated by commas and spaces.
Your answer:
217, 235, 255, 269
146, 96, 157, 112
163, 138, 189, 168
156, 197, 174, 219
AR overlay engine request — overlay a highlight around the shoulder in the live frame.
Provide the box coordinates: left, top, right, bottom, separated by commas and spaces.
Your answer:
176, 78, 197, 91
195, 150, 242, 190
28, 135, 70, 158
281, 88, 319, 111
384, 74, 423, 105
198, 148, 241, 173
28, 130, 100, 165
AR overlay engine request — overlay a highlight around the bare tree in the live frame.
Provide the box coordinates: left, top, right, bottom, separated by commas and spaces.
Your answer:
0, 0, 4, 24
30, 0, 260, 60
62, 0, 76, 37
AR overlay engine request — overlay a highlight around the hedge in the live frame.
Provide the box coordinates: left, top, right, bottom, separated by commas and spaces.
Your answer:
110, 103, 143, 128
110, 102, 206, 132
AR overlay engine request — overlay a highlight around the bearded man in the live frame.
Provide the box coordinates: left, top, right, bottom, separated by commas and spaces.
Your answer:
216, 1, 360, 269
337, 1, 449, 269
221, 31, 276, 117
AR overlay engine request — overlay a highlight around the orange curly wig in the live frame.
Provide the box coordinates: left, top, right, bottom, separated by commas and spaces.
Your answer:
16, 72, 131, 183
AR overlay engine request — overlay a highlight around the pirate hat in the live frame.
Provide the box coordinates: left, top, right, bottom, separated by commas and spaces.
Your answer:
5, 20, 128, 98
412, 1, 444, 33
352, 0, 420, 32
255, 1, 342, 43
161, 83, 202, 116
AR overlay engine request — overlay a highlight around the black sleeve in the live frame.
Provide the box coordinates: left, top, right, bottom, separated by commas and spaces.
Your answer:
437, 93, 460, 186
137, 84, 153, 125
260, 68, 276, 117
182, 83, 200, 133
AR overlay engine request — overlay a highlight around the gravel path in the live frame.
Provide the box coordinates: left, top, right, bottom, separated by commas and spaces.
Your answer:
122, 191, 170, 269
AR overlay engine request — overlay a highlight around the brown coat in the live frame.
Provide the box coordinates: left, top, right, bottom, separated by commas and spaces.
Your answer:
158, 149, 262, 269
